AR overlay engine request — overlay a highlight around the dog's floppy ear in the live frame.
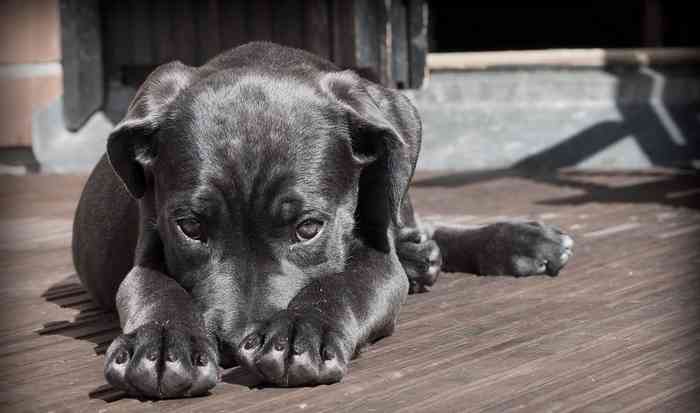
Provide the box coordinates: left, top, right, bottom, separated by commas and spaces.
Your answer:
321, 71, 421, 251
107, 62, 197, 198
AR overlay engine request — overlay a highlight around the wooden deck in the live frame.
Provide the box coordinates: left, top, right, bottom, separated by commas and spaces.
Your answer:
1, 169, 699, 412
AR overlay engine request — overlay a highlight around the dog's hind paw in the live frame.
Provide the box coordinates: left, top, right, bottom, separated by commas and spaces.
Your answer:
397, 227, 442, 293
477, 221, 574, 277
104, 321, 219, 399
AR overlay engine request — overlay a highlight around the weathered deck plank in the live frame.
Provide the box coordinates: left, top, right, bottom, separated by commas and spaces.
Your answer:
0, 170, 698, 412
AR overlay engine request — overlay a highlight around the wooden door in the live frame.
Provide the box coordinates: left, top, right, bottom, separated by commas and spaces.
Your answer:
60, 0, 428, 129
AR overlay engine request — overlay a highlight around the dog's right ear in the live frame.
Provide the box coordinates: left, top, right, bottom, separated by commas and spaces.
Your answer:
107, 62, 197, 199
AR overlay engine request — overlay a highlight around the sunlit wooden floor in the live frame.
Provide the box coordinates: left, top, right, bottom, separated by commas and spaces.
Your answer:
1, 169, 698, 412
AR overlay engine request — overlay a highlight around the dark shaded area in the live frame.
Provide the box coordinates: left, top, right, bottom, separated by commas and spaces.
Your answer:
535, 170, 700, 209
0, 147, 40, 173
89, 384, 127, 403
39, 276, 125, 402
429, 2, 699, 52
60, 0, 103, 131
414, 168, 700, 210
220, 367, 264, 388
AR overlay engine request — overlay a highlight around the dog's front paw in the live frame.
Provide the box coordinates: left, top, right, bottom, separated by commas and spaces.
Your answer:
238, 311, 349, 386
104, 321, 219, 398
479, 222, 574, 277
397, 227, 442, 293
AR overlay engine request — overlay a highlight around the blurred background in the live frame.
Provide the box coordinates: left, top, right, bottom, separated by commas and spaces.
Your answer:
0, 0, 698, 174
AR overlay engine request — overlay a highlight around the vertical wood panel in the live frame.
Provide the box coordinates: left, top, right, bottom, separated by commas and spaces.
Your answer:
129, 0, 152, 65
353, 0, 374, 71
351, 0, 391, 85
249, 0, 273, 42
391, 0, 409, 88
303, 0, 332, 60
273, 0, 303, 49
196, 0, 222, 64
101, 0, 132, 77
407, 0, 427, 88
172, 0, 196, 64
377, 0, 391, 86
219, 0, 248, 51
95, 0, 424, 123
331, 0, 355, 69
152, 0, 174, 63
60, 0, 103, 131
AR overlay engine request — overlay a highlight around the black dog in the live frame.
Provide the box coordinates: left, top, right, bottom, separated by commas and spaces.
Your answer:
72, 42, 573, 398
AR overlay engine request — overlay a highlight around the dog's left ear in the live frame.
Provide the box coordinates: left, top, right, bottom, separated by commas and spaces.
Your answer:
321, 71, 421, 251
107, 62, 197, 198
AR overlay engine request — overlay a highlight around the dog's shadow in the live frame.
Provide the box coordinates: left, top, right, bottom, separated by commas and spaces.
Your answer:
38, 274, 118, 353
38, 274, 127, 402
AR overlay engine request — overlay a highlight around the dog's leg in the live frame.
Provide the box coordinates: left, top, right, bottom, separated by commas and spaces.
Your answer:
103, 265, 220, 398
236, 246, 408, 387
427, 220, 574, 277
74, 156, 219, 398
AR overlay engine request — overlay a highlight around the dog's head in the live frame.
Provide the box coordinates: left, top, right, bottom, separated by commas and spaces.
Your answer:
106, 59, 420, 362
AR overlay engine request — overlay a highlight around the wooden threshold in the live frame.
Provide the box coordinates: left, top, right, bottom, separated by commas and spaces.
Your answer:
427, 47, 700, 70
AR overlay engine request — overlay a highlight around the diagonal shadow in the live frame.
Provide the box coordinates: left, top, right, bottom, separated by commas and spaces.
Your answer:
38, 274, 127, 402
533, 170, 700, 209
514, 63, 698, 172
38, 273, 120, 355
413, 168, 700, 211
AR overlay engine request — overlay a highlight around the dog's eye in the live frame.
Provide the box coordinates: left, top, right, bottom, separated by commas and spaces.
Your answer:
295, 219, 323, 241
177, 218, 205, 241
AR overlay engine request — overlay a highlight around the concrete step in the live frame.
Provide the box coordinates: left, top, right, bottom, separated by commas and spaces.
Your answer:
405, 66, 700, 171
